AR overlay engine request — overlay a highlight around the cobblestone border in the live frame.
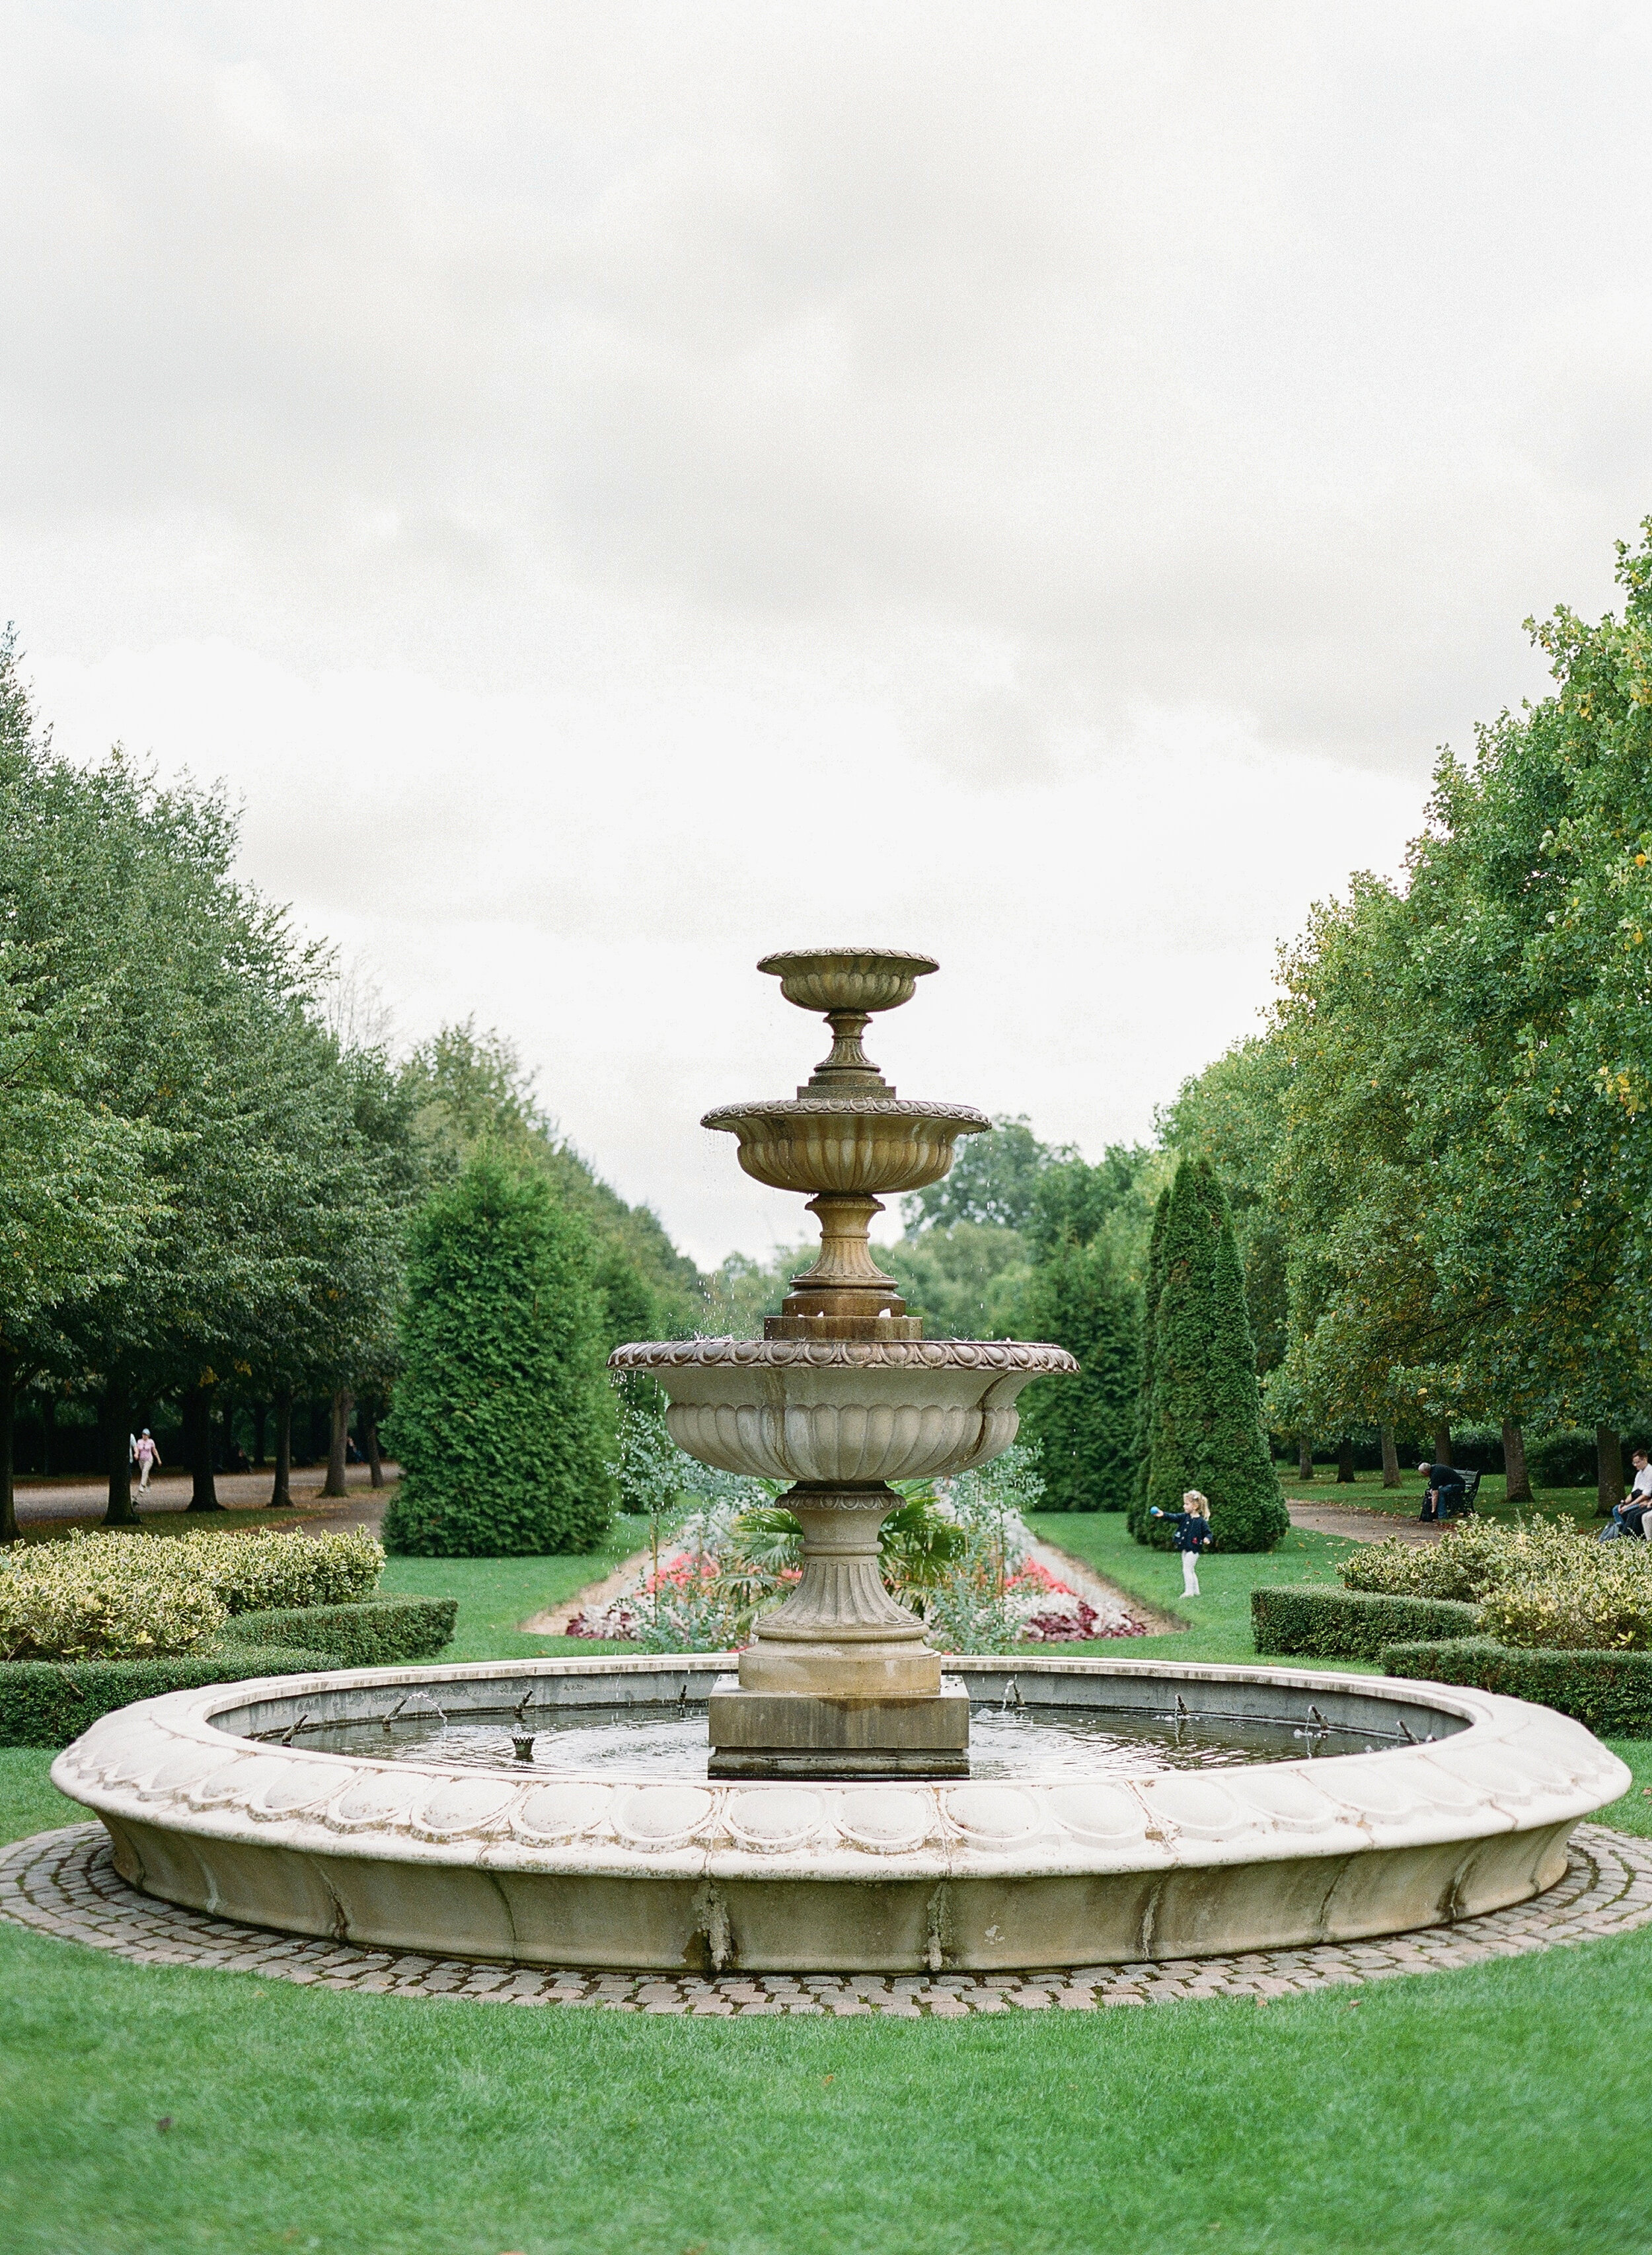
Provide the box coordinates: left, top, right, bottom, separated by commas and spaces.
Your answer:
3, 1823, 1649, 2015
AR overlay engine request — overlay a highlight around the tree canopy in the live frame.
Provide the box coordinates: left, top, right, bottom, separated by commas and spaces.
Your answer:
399, 1021, 705, 1343
1162, 521, 1652, 1483
0, 637, 702, 1539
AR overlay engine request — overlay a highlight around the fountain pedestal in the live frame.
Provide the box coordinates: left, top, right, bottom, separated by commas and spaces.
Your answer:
615, 948, 1078, 1780
706, 1481, 969, 1778
706, 1680, 971, 1779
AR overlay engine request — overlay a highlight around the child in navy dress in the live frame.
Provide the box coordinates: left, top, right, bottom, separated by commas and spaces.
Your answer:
1149, 1491, 1212, 1596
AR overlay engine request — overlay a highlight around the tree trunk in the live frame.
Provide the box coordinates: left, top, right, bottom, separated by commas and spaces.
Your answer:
270, 1390, 293, 1506
220, 1389, 235, 1473
184, 1384, 223, 1510
324, 1387, 353, 1497
359, 1397, 384, 1490
1502, 1418, 1532, 1505
1432, 1420, 1453, 1469
252, 1401, 268, 1469
1596, 1425, 1624, 1516
102, 1376, 140, 1528
0, 1351, 18, 1546
1380, 1425, 1400, 1488
40, 1389, 55, 1477
1296, 1435, 1314, 1483
1336, 1435, 1355, 1484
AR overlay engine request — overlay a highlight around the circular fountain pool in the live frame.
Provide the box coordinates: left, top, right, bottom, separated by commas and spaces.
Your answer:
305, 1695, 1413, 1783
52, 1653, 1629, 1975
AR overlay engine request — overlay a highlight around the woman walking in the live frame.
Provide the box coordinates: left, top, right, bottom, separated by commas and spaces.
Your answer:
1150, 1490, 1213, 1596
132, 1428, 161, 1494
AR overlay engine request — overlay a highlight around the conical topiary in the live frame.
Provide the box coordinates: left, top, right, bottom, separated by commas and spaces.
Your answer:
1016, 1238, 1140, 1510
1126, 1185, 1171, 1539
383, 1153, 617, 1556
1133, 1158, 1288, 1553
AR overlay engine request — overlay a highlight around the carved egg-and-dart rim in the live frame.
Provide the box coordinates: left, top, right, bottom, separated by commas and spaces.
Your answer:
702, 1097, 991, 1130
609, 1338, 1079, 1374
756, 947, 940, 977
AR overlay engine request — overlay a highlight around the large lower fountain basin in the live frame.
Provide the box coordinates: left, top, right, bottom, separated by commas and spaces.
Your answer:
52, 1655, 1629, 1974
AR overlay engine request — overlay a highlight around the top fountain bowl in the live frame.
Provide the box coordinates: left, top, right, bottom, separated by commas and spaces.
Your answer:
757, 948, 940, 1016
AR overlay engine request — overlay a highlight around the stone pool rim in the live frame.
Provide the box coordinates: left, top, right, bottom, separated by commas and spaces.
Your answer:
50, 1654, 1630, 1972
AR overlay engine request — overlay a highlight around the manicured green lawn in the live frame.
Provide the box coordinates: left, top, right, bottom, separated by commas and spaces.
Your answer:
379, 1514, 657, 1662
5, 1519, 1652, 2252
1029, 1508, 1384, 1670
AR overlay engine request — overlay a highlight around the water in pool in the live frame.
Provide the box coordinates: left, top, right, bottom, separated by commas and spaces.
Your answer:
298, 1697, 1407, 1781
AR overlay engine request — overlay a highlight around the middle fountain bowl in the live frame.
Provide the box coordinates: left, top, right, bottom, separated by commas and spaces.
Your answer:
612, 945, 1078, 1779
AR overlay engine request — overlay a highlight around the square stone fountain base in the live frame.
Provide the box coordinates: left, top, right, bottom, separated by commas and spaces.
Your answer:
706, 1674, 971, 1779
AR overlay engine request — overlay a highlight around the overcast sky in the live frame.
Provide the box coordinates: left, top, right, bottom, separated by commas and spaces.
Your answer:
5, 3, 1650, 1266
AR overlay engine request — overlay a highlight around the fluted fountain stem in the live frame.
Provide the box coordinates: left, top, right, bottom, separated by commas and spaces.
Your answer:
740, 1485, 941, 1697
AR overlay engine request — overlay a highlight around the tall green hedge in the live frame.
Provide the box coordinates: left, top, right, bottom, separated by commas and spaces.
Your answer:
1130, 1158, 1289, 1553
1252, 1584, 1483, 1660
219, 1596, 455, 1669
383, 1153, 617, 1557
1382, 1638, 1652, 1736
1016, 1239, 1139, 1510
0, 1646, 344, 1748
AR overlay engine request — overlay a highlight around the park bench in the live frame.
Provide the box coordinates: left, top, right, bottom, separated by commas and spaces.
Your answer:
1439, 1469, 1481, 1518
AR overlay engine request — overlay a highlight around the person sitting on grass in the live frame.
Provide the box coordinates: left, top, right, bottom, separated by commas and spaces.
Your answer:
1416, 1460, 1466, 1523
1149, 1490, 1213, 1596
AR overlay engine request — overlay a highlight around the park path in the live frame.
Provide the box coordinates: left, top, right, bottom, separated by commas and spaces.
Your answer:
523, 1545, 656, 1635
1286, 1495, 1443, 1547
13, 1465, 394, 1541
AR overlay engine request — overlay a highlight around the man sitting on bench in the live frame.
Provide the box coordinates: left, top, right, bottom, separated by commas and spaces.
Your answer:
1417, 1460, 1466, 1522
1606, 1448, 1652, 1538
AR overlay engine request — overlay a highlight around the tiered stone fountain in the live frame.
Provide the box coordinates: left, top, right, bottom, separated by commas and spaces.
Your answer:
612, 947, 1076, 1780
48, 946, 1632, 1974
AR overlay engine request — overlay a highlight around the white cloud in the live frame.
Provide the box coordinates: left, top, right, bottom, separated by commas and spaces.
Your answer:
5, 2, 1649, 1262
30, 636, 1416, 1265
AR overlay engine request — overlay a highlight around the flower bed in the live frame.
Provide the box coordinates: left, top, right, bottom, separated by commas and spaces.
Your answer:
570, 1446, 1146, 1652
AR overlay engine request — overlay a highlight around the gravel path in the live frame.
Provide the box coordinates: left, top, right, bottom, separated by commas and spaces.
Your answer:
1286, 1497, 1444, 1546
13, 1467, 393, 1539
522, 1546, 656, 1635
1029, 1539, 1183, 1632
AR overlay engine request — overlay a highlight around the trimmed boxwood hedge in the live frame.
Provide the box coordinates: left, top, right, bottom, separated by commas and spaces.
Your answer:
1382, 1638, 1652, 1736
219, 1595, 456, 1670
0, 1645, 344, 1749
1252, 1585, 1483, 1660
